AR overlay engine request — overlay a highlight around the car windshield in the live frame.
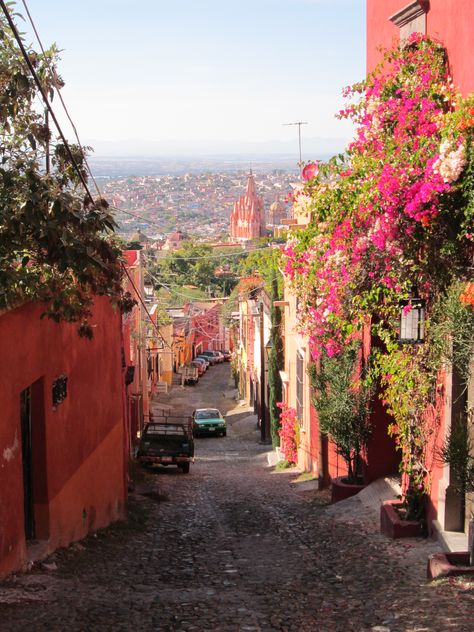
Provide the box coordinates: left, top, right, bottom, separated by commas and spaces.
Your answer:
195, 409, 220, 420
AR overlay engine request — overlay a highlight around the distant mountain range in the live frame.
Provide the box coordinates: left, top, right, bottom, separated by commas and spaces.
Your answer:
87, 136, 348, 158
87, 136, 348, 177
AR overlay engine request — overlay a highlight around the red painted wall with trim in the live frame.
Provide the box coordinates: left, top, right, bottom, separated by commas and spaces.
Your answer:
367, 0, 473, 528
0, 297, 127, 578
367, 0, 474, 95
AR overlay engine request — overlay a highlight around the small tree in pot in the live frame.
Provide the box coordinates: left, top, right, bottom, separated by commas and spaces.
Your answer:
310, 342, 374, 484
442, 410, 474, 566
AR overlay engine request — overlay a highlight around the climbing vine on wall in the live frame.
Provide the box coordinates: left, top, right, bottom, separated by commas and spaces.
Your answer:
282, 34, 474, 503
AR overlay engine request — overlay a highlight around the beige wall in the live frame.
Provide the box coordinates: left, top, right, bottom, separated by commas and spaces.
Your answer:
282, 285, 314, 473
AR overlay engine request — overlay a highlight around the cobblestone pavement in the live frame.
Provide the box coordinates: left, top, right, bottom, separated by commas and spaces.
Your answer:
1, 365, 473, 631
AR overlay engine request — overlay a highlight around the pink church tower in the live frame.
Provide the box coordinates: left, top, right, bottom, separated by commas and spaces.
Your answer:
230, 171, 265, 242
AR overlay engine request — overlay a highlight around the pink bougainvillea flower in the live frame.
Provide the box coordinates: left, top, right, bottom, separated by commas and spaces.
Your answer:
301, 162, 319, 181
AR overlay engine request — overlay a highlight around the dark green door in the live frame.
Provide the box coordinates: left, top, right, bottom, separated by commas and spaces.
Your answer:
20, 387, 35, 541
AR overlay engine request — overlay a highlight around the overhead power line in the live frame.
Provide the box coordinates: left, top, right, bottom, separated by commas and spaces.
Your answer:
0, 2, 170, 347
121, 265, 174, 350
20, 0, 103, 197
17, 3, 286, 265
141, 244, 276, 261
0, 0, 96, 204
1, 2, 274, 347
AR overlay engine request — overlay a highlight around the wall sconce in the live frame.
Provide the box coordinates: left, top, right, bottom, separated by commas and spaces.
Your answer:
399, 297, 425, 344
264, 338, 273, 361
52, 375, 68, 408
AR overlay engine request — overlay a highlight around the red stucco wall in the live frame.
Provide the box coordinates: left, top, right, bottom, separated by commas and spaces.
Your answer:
0, 298, 126, 578
367, 0, 473, 531
367, 0, 474, 96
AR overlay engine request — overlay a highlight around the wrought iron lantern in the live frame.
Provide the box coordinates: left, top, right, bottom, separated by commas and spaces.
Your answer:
264, 338, 273, 360
52, 375, 68, 407
399, 296, 425, 344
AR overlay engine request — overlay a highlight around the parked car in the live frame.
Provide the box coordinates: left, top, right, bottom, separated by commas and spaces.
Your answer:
195, 355, 210, 368
192, 408, 227, 437
222, 350, 231, 361
191, 360, 205, 376
199, 351, 217, 365
202, 350, 223, 364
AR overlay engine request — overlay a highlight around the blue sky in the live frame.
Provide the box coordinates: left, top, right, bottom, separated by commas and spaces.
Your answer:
22, 0, 366, 156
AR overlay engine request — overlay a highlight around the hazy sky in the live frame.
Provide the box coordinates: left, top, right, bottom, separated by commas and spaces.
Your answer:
21, 0, 366, 155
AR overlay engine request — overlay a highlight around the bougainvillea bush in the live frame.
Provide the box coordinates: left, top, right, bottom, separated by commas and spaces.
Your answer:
277, 403, 298, 464
283, 35, 474, 509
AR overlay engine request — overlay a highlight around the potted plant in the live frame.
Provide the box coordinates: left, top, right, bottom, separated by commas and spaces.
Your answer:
429, 412, 474, 578
310, 342, 373, 502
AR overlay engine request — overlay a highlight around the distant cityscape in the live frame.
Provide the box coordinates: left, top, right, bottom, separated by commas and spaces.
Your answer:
94, 158, 302, 241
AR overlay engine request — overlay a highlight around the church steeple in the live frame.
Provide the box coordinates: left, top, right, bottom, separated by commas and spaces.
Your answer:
245, 170, 256, 198
230, 171, 265, 242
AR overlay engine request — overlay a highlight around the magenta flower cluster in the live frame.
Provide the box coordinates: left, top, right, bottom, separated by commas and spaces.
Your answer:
283, 35, 470, 358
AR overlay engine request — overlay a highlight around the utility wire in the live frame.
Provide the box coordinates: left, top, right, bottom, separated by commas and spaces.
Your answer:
143, 265, 230, 302
14, 3, 284, 269
122, 264, 174, 351
111, 206, 167, 229
141, 244, 276, 261
17, 2, 282, 264
0, 0, 96, 205
2, 3, 271, 349
20, 0, 103, 198
0, 2, 173, 348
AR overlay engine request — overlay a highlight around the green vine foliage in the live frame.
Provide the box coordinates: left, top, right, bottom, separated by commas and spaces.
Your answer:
374, 282, 474, 513
282, 36, 474, 510
0, 11, 130, 336
310, 343, 374, 483
268, 276, 284, 447
442, 412, 474, 496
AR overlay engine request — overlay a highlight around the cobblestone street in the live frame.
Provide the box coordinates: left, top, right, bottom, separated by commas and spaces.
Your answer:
1, 364, 473, 631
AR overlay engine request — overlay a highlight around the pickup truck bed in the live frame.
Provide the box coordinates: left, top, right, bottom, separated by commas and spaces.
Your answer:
137, 416, 194, 473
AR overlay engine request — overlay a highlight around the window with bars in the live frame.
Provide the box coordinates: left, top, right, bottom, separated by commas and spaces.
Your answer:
296, 350, 304, 421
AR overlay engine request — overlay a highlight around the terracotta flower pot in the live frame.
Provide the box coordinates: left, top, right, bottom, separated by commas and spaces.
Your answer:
331, 475, 365, 503
427, 552, 474, 579
380, 499, 424, 539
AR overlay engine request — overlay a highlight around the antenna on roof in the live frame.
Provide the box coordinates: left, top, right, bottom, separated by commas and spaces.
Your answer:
282, 121, 308, 172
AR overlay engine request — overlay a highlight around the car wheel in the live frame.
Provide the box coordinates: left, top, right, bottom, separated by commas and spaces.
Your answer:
180, 462, 190, 474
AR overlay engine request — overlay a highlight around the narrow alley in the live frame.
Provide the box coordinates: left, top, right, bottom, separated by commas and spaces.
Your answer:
0, 364, 473, 632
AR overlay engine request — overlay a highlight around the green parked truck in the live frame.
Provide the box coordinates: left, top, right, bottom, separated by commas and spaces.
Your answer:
137, 416, 194, 473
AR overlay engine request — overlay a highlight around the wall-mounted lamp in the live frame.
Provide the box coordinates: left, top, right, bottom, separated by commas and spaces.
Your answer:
264, 338, 273, 361
399, 297, 425, 344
